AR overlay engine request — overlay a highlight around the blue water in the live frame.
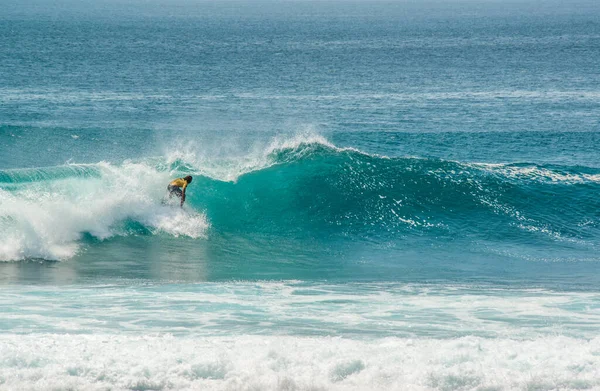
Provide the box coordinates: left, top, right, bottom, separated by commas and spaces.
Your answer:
1, 1, 600, 389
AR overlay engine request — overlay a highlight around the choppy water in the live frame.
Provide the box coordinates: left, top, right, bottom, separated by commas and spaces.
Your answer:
1, 0, 600, 390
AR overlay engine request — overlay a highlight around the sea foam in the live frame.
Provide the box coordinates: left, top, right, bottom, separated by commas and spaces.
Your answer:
0, 161, 208, 261
1, 282, 599, 390
0, 334, 598, 391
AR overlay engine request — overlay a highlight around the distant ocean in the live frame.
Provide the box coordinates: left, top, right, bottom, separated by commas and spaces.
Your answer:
1, 0, 600, 389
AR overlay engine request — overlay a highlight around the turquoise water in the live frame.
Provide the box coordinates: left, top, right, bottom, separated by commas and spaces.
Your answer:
1, 0, 600, 389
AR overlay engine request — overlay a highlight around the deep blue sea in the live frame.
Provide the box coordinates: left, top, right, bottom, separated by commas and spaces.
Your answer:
1, 0, 600, 389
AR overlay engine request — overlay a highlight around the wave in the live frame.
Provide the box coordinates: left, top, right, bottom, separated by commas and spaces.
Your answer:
1, 135, 599, 261
189, 138, 600, 241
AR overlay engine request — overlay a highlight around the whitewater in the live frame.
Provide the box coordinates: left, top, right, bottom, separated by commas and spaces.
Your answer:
1, 282, 599, 391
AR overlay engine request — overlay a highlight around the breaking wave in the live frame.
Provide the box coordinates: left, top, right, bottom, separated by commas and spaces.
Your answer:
1, 135, 599, 261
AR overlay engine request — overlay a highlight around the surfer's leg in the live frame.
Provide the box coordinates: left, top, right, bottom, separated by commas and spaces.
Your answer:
167, 185, 182, 199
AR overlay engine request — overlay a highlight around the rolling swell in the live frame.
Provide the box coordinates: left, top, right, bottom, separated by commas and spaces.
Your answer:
191, 142, 600, 243
1, 139, 600, 261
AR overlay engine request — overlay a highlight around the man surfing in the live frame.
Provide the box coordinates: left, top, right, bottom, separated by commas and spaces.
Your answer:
167, 175, 193, 207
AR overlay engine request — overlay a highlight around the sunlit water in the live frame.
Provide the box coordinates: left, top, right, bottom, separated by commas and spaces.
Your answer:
1, 0, 600, 389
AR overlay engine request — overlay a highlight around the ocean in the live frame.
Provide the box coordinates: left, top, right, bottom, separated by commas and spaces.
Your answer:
1, 0, 600, 389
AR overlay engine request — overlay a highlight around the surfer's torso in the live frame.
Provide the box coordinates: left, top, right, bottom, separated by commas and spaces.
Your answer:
169, 178, 188, 189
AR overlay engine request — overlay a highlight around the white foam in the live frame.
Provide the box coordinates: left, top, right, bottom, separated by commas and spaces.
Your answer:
0, 162, 208, 261
0, 334, 598, 391
2, 283, 598, 339
471, 163, 600, 184
164, 131, 351, 182
1, 283, 599, 389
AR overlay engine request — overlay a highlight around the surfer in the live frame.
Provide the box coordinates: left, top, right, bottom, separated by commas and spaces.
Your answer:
167, 176, 193, 207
